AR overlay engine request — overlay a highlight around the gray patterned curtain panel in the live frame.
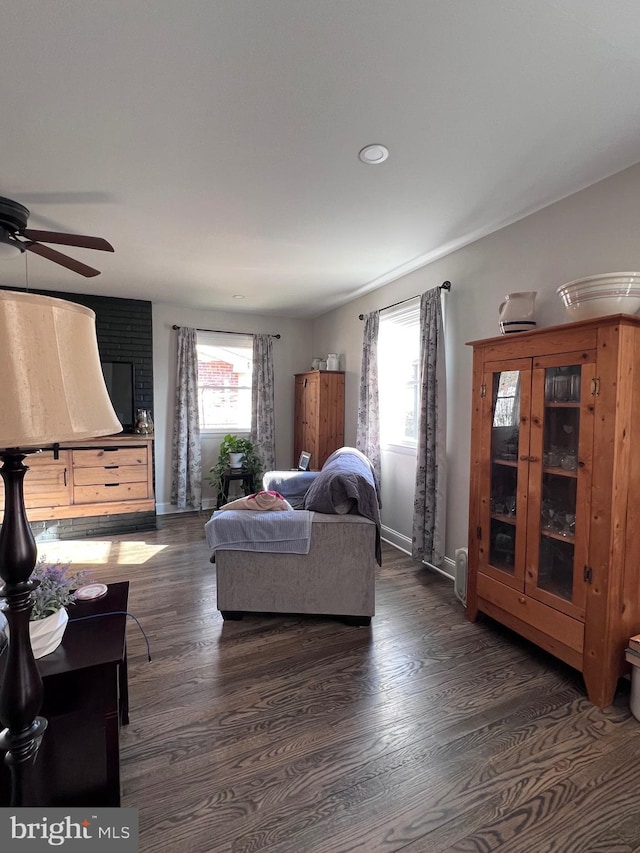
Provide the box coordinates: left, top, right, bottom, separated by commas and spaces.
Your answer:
356, 310, 381, 487
171, 326, 202, 509
412, 288, 447, 567
251, 333, 276, 474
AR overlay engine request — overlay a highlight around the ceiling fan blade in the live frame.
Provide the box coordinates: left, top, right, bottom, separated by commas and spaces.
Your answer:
21, 229, 114, 252
8, 191, 116, 205
23, 241, 101, 277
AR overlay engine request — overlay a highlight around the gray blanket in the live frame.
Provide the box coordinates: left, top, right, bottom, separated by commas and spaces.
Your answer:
303, 447, 382, 564
205, 510, 314, 554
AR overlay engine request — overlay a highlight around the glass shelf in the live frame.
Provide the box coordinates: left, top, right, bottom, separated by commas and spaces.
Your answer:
543, 466, 578, 479
541, 528, 575, 544
545, 402, 580, 409
491, 513, 516, 525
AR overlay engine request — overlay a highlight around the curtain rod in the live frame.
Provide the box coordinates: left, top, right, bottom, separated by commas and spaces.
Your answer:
358, 281, 451, 320
172, 324, 281, 339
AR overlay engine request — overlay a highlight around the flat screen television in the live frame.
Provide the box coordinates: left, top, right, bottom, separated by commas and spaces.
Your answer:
101, 361, 134, 431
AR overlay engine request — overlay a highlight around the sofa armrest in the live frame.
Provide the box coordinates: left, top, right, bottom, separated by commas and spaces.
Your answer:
262, 470, 319, 509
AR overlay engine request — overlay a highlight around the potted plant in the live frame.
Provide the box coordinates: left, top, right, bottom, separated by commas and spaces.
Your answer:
206, 434, 264, 505
224, 434, 246, 469
4, 558, 89, 659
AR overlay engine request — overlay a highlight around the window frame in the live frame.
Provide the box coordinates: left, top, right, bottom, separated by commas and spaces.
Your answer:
196, 331, 254, 435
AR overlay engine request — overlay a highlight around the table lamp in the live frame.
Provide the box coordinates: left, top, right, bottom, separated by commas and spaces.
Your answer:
0, 289, 122, 805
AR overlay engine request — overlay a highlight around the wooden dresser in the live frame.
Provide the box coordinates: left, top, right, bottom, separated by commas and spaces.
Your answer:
0, 434, 155, 523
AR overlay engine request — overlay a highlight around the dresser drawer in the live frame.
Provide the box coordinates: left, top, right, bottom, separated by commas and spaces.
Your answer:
477, 573, 584, 654
73, 466, 148, 486
74, 482, 150, 504
72, 447, 148, 467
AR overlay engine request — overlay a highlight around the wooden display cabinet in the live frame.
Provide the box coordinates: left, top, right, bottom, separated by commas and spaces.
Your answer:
467, 315, 640, 707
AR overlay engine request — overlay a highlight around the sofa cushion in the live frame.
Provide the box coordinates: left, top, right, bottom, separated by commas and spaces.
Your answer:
262, 471, 319, 509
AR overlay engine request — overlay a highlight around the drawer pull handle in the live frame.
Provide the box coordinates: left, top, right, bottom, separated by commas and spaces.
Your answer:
104, 483, 119, 487
104, 465, 119, 469
103, 448, 120, 452
518, 596, 526, 604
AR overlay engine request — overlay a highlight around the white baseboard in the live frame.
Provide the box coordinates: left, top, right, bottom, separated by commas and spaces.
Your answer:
156, 502, 214, 516
156, 502, 180, 516
380, 525, 412, 553
441, 555, 456, 581
381, 525, 454, 582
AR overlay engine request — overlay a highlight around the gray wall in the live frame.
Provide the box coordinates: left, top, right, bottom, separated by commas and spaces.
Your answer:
150, 162, 640, 573
152, 303, 313, 513
310, 161, 640, 571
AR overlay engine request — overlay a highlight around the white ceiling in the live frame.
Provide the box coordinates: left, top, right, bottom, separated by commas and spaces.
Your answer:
1, 0, 640, 318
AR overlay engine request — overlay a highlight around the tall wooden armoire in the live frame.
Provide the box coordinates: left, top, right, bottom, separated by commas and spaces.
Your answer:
294, 370, 345, 470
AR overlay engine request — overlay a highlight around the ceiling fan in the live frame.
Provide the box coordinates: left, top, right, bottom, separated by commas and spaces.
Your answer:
0, 196, 113, 278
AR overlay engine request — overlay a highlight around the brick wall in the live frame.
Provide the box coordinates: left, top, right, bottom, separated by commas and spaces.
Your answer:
3, 287, 154, 423
1, 286, 156, 539
198, 361, 238, 385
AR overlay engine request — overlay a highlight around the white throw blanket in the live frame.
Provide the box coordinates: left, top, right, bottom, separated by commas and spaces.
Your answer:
205, 510, 314, 554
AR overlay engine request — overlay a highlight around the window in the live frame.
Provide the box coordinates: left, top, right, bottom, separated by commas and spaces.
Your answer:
196, 332, 253, 431
378, 299, 420, 447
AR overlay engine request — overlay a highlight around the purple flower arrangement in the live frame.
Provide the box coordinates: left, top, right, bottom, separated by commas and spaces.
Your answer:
29, 558, 90, 621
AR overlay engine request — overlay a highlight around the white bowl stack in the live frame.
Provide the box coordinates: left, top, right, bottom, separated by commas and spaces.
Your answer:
557, 272, 640, 320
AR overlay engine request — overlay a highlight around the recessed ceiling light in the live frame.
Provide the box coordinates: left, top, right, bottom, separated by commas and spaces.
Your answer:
232, 294, 245, 300
358, 144, 389, 165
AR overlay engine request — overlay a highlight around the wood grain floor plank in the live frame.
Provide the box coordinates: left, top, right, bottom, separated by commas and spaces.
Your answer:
42, 513, 640, 852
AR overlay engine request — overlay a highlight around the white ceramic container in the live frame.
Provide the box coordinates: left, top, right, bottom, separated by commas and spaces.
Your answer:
499, 292, 537, 334
557, 272, 640, 320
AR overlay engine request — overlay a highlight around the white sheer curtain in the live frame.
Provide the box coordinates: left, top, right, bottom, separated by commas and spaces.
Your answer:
170, 327, 202, 509
411, 288, 447, 566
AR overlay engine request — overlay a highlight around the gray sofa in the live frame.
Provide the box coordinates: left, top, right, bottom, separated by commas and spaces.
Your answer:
214, 447, 380, 626
216, 513, 377, 625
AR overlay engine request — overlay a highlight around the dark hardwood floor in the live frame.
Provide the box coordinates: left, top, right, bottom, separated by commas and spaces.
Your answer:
47, 512, 640, 852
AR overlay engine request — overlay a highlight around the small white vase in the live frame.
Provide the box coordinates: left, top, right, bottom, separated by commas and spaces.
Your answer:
499, 291, 537, 334
29, 608, 69, 659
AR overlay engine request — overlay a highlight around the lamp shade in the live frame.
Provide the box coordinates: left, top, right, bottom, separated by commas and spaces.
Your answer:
0, 290, 122, 449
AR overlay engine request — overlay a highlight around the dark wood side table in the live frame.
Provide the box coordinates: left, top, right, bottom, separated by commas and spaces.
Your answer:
219, 468, 255, 506
0, 580, 129, 806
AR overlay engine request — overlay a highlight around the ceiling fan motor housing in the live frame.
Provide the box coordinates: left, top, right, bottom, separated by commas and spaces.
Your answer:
0, 197, 30, 233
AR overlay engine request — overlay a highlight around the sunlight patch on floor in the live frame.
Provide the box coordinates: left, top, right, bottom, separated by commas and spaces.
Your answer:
115, 541, 168, 565
37, 539, 167, 566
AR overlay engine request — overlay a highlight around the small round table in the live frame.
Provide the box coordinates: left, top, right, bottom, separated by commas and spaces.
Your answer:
219, 468, 255, 506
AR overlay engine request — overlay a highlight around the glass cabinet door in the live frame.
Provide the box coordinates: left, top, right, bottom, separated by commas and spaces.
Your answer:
525, 357, 595, 618
480, 361, 531, 589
